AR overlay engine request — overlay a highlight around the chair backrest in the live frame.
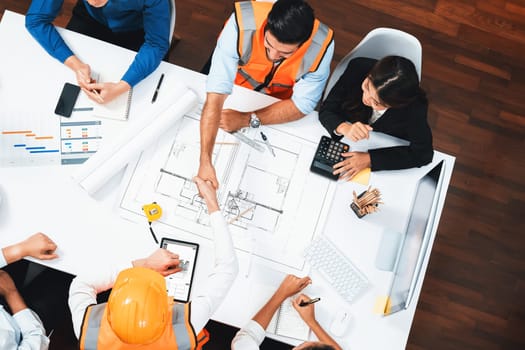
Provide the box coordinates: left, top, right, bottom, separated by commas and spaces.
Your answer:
169, 0, 176, 45
323, 28, 422, 100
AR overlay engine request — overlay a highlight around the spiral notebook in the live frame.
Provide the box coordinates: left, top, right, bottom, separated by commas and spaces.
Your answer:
267, 297, 310, 341
92, 88, 133, 121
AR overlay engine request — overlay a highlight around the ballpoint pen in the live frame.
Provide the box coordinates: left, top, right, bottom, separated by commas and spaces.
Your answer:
299, 297, 321, 307
152, 73, 165, 103
260, 131, 276, 157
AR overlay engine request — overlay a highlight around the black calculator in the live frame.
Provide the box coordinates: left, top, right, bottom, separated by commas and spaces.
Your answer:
310, 136, 350, 180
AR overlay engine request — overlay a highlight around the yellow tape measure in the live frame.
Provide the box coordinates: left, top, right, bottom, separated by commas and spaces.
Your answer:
142, 202, 162, 222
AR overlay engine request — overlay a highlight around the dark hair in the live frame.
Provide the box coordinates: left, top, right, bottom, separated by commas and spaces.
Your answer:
369, 55, 426, 108
341, 56, 426, 122
265, 0, 315, 45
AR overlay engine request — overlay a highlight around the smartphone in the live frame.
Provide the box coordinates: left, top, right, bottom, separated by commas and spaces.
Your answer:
55, 82, 81, 118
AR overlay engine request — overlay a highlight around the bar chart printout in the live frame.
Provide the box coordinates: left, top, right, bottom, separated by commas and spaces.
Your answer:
60, 121, 102, 165
0, 127, 60, 167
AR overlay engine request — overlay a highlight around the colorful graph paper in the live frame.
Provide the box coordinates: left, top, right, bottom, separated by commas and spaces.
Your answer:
60, 121, 102, 165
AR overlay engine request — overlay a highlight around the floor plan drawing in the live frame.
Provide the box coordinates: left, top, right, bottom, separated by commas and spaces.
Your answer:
119, 112, 335, 270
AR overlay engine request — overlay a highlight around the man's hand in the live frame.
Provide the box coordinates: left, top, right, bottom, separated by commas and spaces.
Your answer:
274, 274, 311, 301
292, 293, 316, 325
132, 248, 182, 277
2, 232, 58, 264
0, 270, 17, 298
197, 160, 219, 191
82, 80, 131, 104
336, 121, 373, 142
333, 151, 371, 181
0, 271, 26, 314
65, 55, 92, 91
194, 176, 220, 213
219, 109, 249, 132
20, 232, 58, 260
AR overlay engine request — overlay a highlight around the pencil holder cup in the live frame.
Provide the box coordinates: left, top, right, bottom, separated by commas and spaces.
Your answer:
350, 187, 382, 218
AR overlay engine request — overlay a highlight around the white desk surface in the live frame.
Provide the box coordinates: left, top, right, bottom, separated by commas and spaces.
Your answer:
0, 11, 455, 350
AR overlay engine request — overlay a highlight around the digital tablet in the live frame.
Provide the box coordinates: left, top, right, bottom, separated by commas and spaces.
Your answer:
160, 237, 199, 303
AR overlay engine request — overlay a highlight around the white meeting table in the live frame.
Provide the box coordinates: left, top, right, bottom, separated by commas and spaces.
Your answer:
0, 10, 454, 350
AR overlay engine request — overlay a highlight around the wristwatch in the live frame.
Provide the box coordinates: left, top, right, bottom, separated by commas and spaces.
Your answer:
249, 113, 261, 128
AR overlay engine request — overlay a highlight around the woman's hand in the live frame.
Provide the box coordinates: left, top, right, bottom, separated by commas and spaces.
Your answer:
274, 274, 312, 302
292, 293, 316, 325
333, 151, 371, 181
336, 122, 373, 142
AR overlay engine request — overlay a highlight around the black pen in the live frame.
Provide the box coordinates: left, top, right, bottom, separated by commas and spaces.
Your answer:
151, 73, 165, 103
299, 297, 321, 307
260, 131, 276, 157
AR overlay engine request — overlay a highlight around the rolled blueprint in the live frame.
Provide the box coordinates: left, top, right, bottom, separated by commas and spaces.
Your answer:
73, 88, 198, 195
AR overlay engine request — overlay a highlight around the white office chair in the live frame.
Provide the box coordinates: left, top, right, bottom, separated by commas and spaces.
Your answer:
323, 28, 422, 100
167, 0, 180, 55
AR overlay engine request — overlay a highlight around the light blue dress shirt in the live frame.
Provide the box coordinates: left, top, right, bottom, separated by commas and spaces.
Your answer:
0, 255, 49, 350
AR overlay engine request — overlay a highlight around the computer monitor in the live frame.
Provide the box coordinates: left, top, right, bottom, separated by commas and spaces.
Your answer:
384, 160, 445, 315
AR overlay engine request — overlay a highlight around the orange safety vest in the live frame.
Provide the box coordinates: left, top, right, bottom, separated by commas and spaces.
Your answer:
79, 302, 209, 350
234, 1, 333, 99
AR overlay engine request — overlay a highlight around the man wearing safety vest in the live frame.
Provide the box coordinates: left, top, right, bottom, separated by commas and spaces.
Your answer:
68, 177, 238, 349
199, 0, 334, 189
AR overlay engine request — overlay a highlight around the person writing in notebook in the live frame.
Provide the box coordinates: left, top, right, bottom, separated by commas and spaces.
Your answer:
199, 0, 334, 189
25, 0, 171, 104
319, 56, 433, 181
68, 177, 238, 349
1, 232, 72, 350
232, 274, 342, 350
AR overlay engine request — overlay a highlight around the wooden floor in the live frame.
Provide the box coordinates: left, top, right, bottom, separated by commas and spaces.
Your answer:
1, 0, 524, 349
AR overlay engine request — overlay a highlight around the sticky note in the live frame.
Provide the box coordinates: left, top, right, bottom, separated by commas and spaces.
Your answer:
373, 295, 392, 315
351, 167, 371, 186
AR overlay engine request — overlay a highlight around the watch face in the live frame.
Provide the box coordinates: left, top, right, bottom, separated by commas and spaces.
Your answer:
250, 114, 261, 128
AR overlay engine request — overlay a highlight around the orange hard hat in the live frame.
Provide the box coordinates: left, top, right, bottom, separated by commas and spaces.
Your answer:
106, 267, 170, 344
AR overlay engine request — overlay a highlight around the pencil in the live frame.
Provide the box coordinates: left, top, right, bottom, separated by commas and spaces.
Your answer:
91, 88, 104, 103
78, 70, 104, 103
228, 206, 255, 224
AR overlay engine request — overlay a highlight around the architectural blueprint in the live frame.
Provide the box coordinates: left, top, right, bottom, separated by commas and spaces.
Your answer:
119, 108, 335, 270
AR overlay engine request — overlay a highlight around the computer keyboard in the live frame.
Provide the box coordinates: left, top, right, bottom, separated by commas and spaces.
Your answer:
304, 236, 369, 304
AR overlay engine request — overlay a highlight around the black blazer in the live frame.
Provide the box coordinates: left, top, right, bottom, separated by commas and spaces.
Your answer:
319, 57, 433, 171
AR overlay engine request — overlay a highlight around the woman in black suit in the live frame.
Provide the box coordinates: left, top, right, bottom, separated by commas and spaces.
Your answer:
319, 56, 433, 180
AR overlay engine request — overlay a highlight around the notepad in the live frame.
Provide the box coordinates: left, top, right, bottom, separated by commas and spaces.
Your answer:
92, 88, 133, 121
267, 297, 310, 341
89, 71, 133, 120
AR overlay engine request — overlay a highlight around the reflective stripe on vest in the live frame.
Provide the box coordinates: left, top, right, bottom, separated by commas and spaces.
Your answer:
172, 302, 193, 349
236, 1, 257, 65
80, 302, 196, 350
81, 304, 104, 350
300, 21, 332, 78
234, 1, 333, 96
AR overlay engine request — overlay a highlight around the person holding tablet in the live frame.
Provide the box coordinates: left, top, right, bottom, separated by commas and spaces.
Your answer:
25, 0, 171, 104
68, 177, 238, 349
319, 56, 433, 181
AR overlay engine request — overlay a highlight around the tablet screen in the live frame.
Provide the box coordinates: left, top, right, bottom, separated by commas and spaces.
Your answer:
160, 237, 199, 303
